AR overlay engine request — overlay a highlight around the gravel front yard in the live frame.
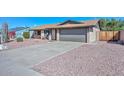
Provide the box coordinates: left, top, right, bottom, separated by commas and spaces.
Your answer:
3, 39, 47, 50
33, 42, 124, 76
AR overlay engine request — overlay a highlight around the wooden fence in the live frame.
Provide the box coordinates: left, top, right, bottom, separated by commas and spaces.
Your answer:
99, 31, 120, 41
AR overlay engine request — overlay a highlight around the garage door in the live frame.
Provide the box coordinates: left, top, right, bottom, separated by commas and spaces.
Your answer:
60, 28, 87, 42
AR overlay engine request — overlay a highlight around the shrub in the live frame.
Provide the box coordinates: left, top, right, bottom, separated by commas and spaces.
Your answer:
16, 37, 23, 42
23, 32, 30, 39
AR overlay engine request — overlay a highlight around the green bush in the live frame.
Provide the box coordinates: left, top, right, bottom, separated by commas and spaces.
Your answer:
23, 32, 30, 39
16, 37, 23, 42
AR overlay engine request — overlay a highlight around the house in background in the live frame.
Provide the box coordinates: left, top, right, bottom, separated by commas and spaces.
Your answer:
9, 27, 30, 38
30, 20, 100, 43
8, 31, 16, 40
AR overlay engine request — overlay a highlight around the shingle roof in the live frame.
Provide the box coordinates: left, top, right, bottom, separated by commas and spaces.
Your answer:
31, 24, 58, 30
31, 20, 99, 30
9, 27, 29, 32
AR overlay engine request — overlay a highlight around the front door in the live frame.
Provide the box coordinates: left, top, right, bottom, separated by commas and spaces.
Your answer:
44, 30, 50, 40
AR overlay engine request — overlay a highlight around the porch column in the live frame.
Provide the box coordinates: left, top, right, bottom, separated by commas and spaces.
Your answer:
35, 31, 38, 38
41, 30, 45, 39
48, 31, 52, 40
51, 29, 56, 40
56, 29, 60, 40
86, 30, 90, 43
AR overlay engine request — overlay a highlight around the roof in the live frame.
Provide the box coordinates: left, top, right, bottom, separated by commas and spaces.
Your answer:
31, 20, 99, 30
9, 27, 29, 32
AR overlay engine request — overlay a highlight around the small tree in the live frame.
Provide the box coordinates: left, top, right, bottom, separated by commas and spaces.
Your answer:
23, 32, 30, 39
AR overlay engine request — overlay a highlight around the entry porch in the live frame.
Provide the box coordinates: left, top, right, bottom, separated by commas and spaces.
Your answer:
32, 29, 60, 41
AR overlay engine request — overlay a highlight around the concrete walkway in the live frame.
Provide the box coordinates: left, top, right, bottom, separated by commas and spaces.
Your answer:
0, 41, 82, 76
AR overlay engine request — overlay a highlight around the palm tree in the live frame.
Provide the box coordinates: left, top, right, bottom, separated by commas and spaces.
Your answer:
117, 19, 124, 30
99, 18, 108, 30
106, 21, 112, 31
110, 19, 118, 31
99, 18, 122, 31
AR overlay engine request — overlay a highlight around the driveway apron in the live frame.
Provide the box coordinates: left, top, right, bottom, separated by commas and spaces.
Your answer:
0, 41, 82, 76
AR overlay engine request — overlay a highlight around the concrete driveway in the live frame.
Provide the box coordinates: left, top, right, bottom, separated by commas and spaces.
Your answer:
0, 41, 82, 76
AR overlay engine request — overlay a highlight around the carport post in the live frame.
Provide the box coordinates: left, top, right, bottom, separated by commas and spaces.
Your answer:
41, 30, 45, 39
56, 29, 60, 40
48, 31, 52, 40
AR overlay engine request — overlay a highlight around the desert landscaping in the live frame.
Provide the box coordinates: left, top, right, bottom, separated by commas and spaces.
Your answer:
33, 42, 124, 76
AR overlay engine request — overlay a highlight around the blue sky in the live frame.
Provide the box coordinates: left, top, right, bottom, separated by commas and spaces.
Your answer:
0, 17, 124, 28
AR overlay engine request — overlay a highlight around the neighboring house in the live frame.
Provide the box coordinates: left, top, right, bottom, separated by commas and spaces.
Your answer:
10, 27, 30, 38
8, 31, 16, 40
30, 20, 100, 43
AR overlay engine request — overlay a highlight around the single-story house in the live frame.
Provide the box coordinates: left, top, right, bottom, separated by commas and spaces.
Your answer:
10, 27, 30, 38
30, 20, 100, 43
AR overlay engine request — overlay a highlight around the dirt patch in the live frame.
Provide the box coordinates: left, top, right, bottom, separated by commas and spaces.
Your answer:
3, 39, 48, 50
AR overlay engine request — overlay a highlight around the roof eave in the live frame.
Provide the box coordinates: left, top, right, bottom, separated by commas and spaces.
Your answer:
51, 25, 95, 29
30, 25, 96, 30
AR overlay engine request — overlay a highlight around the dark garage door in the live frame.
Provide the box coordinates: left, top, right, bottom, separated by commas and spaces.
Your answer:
60, 28, 87, 42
